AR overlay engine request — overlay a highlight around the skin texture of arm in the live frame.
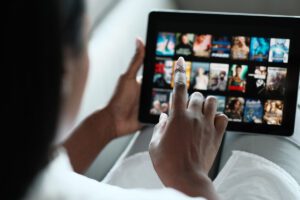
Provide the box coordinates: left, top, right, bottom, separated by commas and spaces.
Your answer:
63, 39, 145, 173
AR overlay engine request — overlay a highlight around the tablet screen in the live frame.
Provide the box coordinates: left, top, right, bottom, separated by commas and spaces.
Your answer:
140, 11, 300, 136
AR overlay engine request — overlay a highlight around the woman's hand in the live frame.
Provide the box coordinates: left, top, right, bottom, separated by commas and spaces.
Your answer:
64, 39, 145, 173
149, 57, 228, 199
106, 38, 145, 138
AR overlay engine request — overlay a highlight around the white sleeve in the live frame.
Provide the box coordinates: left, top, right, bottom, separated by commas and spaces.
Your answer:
59, 165, 207, 200
95, 182, 207, 200
25, 148, 206, 200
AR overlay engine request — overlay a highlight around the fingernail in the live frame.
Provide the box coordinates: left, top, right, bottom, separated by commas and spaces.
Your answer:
175, 57, 185, 71
174, 58, 187, 85
136, 38, 141, 50
207, 96, 217, 104
159, 113, 167, 121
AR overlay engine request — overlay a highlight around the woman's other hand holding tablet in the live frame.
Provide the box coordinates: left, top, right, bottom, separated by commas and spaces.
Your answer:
64, 38, 146, 173
149, 57, 228, 200
106, 38, 145, 137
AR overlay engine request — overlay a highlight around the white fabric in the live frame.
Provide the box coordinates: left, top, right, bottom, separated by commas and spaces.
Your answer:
24, 149, 300, 200
214, 151, 300, 200
104, 152, 164, 188
105, 151, 300, 200
24, 149, 205, 200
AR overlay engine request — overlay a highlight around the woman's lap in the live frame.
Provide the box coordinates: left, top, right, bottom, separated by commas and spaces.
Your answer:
219, 133, 300, 184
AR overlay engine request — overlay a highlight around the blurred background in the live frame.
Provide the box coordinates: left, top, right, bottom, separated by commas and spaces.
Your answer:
77, 0, 300, 181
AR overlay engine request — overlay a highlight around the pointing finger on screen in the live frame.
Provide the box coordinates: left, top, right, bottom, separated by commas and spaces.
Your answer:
173, 57, 188, 112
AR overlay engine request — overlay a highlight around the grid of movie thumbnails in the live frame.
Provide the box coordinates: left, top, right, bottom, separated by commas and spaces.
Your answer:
150, 32, 290, 126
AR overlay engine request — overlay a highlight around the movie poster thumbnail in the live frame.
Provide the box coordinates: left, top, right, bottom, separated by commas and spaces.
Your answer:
171, 61, 192, 89
227, 64, 248, 93
263, 100, 284, 125
211, 36, 231, 58
243, 99, 263, 123
247, 66, 267, 95
175, 33, 195, 56
224, 97, 245, 122
215, 95, 226, 113
150, 89, 171, 115
193, 34, 212, 57
190, 62, 210, 90
208, 63, 229, 91
156, 32, 176, 56
231, 36, 250, 60
249, 37, 270, 62
268, 38, 290, 63
153, 60, 174, 89
266, 67, 287, 96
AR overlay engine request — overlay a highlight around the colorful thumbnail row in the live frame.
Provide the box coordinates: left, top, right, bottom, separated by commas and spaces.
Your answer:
150, 89, 283, 125
153, 60, 287, 96
156, 32, 290, 63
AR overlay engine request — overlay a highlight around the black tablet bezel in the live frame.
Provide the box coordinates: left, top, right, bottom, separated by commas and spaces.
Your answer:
139, 10, 300, 136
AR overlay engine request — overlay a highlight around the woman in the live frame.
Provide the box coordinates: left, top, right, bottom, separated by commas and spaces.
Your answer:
227, 65, 246, 92
193, 34, 212, 57
5, 1, 228, 200
175, 33, 193, 55
193, 67, 209, 90
231, 36, 249, 60
224, 98, 243, 121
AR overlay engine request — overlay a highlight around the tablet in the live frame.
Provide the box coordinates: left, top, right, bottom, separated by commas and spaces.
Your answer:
139, 10, 300, 136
